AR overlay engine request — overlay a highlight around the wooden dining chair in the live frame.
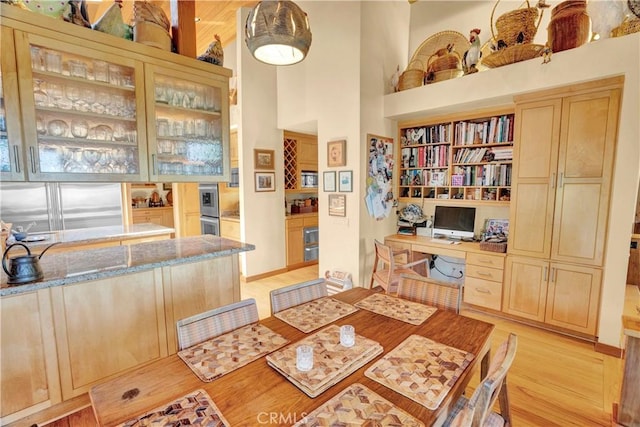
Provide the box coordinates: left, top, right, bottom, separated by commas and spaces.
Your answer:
176, 298, 259, 350
397, 273, 463, 314
369, 239, 429, 294
270, 278, 328, 314
445, 333, 518, 427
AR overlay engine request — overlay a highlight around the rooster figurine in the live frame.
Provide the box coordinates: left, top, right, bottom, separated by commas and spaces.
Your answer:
198, 34, 224, 66
463, 28, 481, 74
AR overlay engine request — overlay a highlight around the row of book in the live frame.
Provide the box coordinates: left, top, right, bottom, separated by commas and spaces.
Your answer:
453, 145, 514, 164
401, 145, 450, 169
401, 123, 452, 146
454, 114, 514, 145
452, 163, 512, 187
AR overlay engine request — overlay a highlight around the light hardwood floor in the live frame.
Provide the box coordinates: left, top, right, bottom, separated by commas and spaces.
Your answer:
44, 264, 623, 427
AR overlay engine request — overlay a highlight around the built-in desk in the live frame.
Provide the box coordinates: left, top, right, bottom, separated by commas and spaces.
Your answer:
384, 235, 506, 311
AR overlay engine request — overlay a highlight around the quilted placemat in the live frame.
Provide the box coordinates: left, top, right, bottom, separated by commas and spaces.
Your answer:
354, 293, 437, 325
365, 335, 475, 410
115, 389, 229, 426
293, 383, 425, 427
274, 297, 358, 333
266, 325, 383, 398
178, 323, 289, 382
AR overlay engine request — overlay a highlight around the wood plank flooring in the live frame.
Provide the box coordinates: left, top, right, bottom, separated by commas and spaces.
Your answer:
43, 265, 623, 427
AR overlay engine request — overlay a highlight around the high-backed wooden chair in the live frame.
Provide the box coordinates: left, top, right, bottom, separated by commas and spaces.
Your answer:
270, 278, 328, 315
176, 298, 259, 350
445, 333, 518, 427
397, 274, 463, 314
369, 240, 429, 294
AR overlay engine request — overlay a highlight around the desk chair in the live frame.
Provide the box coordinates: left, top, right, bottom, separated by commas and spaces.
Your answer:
270, 278, 328, 315
176, 298, 259, 350
445, 333, 518, 427
369, 240, 429, 294
397, 274, 463, 314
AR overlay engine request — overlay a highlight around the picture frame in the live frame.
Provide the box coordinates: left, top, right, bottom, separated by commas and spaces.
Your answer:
338, 170, 353, 192
328, 194, 346, 217
254, 149, 275, 170
327, 139, 347, 167
323, 171, 336, 192
254, 171, 275, 192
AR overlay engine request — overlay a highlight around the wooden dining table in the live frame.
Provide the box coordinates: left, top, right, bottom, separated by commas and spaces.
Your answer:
89, 287, 494, 426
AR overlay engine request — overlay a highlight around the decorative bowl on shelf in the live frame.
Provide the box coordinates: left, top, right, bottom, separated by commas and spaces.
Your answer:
480, 43, 544, 68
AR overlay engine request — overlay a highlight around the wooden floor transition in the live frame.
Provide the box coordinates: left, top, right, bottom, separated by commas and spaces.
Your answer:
43, 264, 623, 427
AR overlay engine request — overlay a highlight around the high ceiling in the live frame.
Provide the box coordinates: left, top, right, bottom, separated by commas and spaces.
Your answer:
85, 1, 258, 56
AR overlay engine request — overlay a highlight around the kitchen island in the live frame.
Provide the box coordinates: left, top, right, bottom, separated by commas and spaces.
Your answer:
0, 235, 254, 424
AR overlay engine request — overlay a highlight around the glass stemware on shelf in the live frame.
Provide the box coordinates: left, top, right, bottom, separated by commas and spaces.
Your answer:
33, 79, 48, 107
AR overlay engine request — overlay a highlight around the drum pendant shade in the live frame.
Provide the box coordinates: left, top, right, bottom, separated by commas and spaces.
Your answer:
245, 0, 312, 65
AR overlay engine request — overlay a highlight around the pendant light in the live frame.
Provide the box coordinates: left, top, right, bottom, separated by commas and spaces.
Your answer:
245, 0, 312, 66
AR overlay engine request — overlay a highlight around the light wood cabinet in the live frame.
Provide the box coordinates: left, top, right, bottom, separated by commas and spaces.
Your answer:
503, 256, 602, 336
510, 84, 620, 266
173, 183, 201, 237
286, 215, 318, 268
132, 207, 174, 228
229, 129, 238, 168
0, 5, 230, 183
464, 252, 504, 311
220, 218, 240, 241
50, 270, 167, 399
284, 131, 318, 193
1, 290, 60, 423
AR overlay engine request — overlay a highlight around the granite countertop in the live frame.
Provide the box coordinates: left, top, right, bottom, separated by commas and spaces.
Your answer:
9, 224, 175, 252
285, 212, 318, 219
1, 235, 255, 296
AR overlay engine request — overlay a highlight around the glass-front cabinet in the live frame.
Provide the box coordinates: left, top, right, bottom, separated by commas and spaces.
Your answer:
0, 26, 25, 181
0, 4, 230, 183
145, 64, 229, 182
14, 33, 148, 181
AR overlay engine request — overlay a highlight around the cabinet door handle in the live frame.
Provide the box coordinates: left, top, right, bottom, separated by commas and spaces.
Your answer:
551, 267, 556, 282
12, 145, 20, 173
558, 173, 564, 188
543, 266, 548, 281
476, 287, 491, 294
551, 173, 556, 189
29, 146, 37, 173
151, 154, 157, 175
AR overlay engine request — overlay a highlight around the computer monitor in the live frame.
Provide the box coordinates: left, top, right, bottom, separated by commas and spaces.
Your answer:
432, 206, 476, 240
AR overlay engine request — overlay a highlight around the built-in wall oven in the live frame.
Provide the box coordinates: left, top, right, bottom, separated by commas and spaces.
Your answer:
199, 184, 220, 235
304, 226, 319, 261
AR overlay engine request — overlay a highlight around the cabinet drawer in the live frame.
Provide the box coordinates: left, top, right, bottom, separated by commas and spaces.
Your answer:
287, 218, 304, 228
466, 265, 503, 282
466, 252, 504, 268
464, 277, 502, 311
303, 216, 318, 227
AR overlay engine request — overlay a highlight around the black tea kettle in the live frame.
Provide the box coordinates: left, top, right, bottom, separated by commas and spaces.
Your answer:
2, 242, 58, 285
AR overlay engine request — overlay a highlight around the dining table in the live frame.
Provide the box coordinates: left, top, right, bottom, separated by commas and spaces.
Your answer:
89, 287, 495, 426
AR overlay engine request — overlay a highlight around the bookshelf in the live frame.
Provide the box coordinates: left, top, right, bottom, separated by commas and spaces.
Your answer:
398, 109, 514, 205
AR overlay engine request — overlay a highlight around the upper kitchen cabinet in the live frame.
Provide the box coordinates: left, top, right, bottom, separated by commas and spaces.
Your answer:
13, 32, 148, 182
0, 4, 231, 183
0, 26, 26, 181
284, 130, 318, 193
145, 64, 230, 182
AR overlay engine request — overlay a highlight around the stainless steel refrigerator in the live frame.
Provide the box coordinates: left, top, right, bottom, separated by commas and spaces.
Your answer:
0, 182, 123, 233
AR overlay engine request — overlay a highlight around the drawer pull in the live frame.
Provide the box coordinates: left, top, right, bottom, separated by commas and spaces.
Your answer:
476, 271, 492, 277
475, 287, 491, 294
478, 258, 494, 265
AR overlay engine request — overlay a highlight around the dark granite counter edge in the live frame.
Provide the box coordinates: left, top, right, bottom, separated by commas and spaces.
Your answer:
1, 239, 255, 297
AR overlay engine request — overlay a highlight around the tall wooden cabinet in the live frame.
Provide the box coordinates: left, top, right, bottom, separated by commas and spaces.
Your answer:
505, 78, 622, 337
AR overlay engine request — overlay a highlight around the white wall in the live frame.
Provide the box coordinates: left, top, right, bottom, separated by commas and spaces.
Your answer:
236, 8, 287, 277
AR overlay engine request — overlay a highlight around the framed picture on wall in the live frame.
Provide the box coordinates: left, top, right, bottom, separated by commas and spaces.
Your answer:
255, 172, 276, 192
323, 171, 336, 192
338, 170, 353, 192
327, 139, 347, 167
329, 194, 346, 217
254, 149, 275, 170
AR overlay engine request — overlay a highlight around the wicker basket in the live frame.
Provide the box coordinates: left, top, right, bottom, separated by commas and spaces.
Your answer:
481, 43, 544, 68
428, 69, 464, 84
479, 241, 507, 253
491, 0, 543, 47
398, 60, 425, 91
611, 15, 640, 37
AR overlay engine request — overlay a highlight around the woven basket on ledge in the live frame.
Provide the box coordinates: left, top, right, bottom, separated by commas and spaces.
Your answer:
491, 0, 543, 47
398, 59, 425, 91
